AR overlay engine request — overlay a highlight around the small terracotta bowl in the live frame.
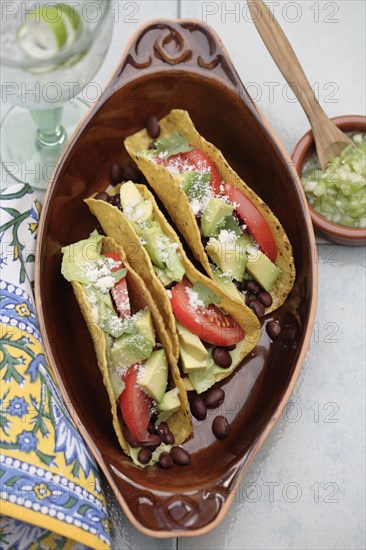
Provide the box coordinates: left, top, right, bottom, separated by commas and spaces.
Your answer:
292, 115, 366, 246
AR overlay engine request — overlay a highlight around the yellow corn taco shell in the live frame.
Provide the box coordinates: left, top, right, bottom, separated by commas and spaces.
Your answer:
63, 236, 192, 458
86, 188, 261, 394
125, 109, 295, 314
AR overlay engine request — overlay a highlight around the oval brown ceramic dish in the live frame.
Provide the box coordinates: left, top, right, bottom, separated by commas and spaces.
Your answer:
292, 115, 366, 246
35, 20, 317, 538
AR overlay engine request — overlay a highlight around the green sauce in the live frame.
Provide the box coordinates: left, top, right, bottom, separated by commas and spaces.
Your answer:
301, 133, 366, 228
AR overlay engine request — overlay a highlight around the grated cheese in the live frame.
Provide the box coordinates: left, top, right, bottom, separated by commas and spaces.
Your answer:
84, 256, 121, 294
217, 229, 238, 245
185, 287, 204, 310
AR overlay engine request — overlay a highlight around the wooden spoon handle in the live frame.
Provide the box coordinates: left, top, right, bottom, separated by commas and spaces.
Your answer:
247, 0, 325, 125
248, 0, 353, 166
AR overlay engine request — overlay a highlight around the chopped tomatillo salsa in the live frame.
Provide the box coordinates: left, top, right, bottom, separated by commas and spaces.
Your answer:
301, 132, 366, 228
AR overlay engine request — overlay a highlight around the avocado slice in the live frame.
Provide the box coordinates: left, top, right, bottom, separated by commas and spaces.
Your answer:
218, 215, 243, 236
108, 367, 125, 400
206, 233, 248, 282
201, 198, 234, 237
161, 235, 185, 282
110, 334, 153, 370
153, 266, 175, 287
212, 267, 243, 302
176, 171, 212, 203
140, 225, 166, 269
138, 349, 168, 402
141, 225, 185, 281
131, 200, 153, 222
180, 345, 207, 373
246, 248, 281, 292
120, 180, 143, 209
157, 388, 181, 423
133, 308, 155, 346
176, 322, 208, 361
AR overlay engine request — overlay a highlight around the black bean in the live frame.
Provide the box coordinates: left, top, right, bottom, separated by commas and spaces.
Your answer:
246, 280, 260, 294
238, 280, 247, 292
190, 395, 207, 421
140, 434, 162, 450
147, 421, 157, 434
266, 320, 281, 340
159, 452, 173, 469
123, 165, 141, 182
162, 430, 175, 445
110, 193, 121, 209
212, 416, 230, 440
157, 422, 169, 437
170, 446, 191, 466
148, 141, 157, 150
94, 191, 110, 202
146, 115, 160, 139
248, 299, 265, 318
110, 163, 124, 186
203, 388, 225, 409
226, 344, 236, 351
244, 293, 256, 306
122, 425, 140, 448
212, 347, 232, 369
258, 291, 273, 308
138, 448, 152, 465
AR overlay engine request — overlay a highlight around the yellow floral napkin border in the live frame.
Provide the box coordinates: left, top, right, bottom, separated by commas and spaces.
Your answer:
0, 184, 111, 549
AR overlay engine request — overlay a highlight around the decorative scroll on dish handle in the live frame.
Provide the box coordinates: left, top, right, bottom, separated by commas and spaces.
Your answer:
110, 20, 242, 90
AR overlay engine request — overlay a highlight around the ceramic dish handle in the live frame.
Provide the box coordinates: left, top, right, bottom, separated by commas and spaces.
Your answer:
106, 19, 255, 106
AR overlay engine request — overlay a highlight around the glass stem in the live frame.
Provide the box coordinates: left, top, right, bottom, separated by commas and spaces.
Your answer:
30, 107, 67, 148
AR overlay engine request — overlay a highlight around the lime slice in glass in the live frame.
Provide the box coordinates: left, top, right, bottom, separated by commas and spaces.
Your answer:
16, 4, 83, 61
57, 3, 83, 47
17, 6, 67, 60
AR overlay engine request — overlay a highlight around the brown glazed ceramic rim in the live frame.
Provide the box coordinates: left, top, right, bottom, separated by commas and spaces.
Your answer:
292, 115, 366, 245
35, 19, 318, 539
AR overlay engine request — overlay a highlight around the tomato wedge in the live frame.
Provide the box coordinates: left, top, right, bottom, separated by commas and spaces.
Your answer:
103, 251, 131, 318
223, 183, 277, 262
119, 366, 152, 443
170, 279, 244, 346
157, 147, 222, 193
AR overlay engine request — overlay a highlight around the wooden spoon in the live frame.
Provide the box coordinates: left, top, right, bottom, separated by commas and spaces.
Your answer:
248, 0, 354, 169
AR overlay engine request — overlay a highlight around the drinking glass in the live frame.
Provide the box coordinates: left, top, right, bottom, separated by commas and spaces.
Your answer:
1, 0, 113, 190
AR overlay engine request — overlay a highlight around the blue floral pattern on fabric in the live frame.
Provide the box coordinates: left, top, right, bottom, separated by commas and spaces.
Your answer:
0, 184, 111, 549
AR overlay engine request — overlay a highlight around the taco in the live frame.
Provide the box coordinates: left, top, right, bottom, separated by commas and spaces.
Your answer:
61, 233, 192, 467
86, 182, 261, 396
124, 109, 296, 314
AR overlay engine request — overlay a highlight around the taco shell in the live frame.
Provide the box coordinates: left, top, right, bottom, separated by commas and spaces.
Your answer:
125, 109, 295, 314
64, 236, 192, 457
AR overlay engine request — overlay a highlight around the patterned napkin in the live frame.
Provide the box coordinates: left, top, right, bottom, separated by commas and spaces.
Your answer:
0, 184, 111, 549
